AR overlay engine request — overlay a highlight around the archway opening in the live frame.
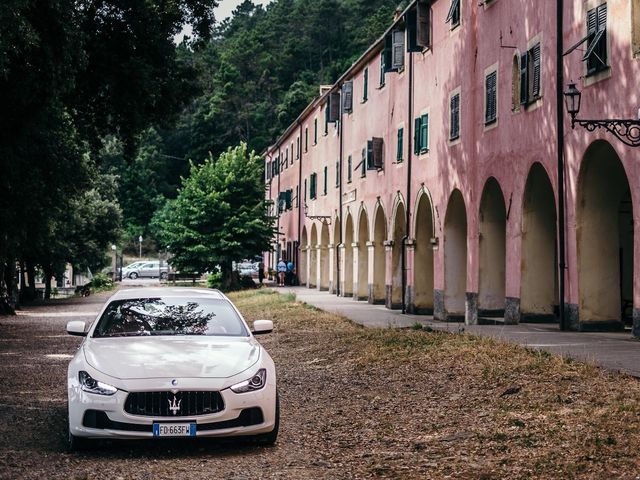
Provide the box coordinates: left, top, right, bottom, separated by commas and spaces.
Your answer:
372, 206, 387, 304
444, 190, 467, 319
521, 163, 557, 321
414, 193, 435, 313
343, 213, 354, 296
577, 141, 633, 328
356, 210, 369, 300
332, 218, 341, 293
309, 224, 318, 288
479, 178, 506, 317
390, 203, 406, 309
320, 223, 330, 291
300, 226, 308, 286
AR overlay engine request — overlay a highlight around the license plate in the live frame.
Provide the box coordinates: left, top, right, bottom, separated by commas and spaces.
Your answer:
153, 423, 196, 437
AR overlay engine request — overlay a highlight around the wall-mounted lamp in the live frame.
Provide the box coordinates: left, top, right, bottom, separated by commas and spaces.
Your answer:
303, 203, 332, 225
564, 81, 640, 147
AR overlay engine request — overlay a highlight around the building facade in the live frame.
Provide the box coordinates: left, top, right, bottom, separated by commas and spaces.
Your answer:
264, 0, 640, 336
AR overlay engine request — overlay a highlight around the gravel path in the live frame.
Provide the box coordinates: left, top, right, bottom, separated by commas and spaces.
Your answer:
1, 289, 639, 480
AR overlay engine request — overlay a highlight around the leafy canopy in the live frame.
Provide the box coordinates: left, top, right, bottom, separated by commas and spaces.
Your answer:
153, 143, 274, 275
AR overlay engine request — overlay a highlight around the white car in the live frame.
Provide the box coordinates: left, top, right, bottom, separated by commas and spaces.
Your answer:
66, 288, 278, 450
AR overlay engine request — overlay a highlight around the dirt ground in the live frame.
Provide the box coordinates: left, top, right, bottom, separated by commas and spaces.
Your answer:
0, 288, 639, 480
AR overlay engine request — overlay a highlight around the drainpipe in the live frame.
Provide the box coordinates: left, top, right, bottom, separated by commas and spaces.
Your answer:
402, 47, 415, 314
556, 0, 567, 330
276, 145, 282, 270
337, 89, 344, 297
297, 121, 303, 285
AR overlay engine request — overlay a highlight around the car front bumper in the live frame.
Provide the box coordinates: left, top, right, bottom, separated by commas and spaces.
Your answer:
68, 379, 277, 440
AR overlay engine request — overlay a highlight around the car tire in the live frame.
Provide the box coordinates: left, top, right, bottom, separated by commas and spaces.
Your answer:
160, 272, 168, 280
129, 272, 138, 279
255, 391, 279, 446
68, 425, 92, 452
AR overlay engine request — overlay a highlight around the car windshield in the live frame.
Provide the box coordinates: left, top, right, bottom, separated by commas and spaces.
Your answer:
93, 298, 248, 338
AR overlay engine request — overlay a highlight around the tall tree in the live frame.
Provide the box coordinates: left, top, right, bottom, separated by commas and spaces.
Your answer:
152, 143, 274, 288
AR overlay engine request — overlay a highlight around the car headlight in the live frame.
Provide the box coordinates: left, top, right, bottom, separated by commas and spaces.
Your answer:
79, 371, 117, 396
230, 369, 267, 393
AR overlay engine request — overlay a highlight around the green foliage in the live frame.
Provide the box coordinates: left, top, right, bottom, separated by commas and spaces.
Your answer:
153, 143, 275, 286
91, 273, 113, 289
207, 272, 223, 289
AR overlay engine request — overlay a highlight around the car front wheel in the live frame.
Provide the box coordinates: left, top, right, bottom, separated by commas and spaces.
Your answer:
160, 272, 168, 280
68, 425, 92, 452
255, 392, 279, 446
129, 272, 138, 279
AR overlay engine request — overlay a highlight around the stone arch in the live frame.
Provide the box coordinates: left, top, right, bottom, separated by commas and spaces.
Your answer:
319, 222, 330, 291
343, 212, 354, 296
372, 202, 387, 303
521, 162, 557, 321
309, 223, 318, 288
413, 189, 435, 313
577, 140, 633, 329
300, 226, 308, 286
390, 199, 406, 309
444, 189, 467, 319
478, 177, 507, 316
355, 207, 370, 300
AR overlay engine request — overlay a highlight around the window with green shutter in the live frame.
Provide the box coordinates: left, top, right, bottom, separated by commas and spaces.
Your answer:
324, 104, 329, 136
396, 128, 404, 162
361, 148, 366, 177
323, 166, 328, 195
520, 42, 541, 106
304, 179, 307, 201
310, 173, 317, 199
585, 4, 607, 75
485, 71, 497, 124
296, 185, 299, 208
450, 93, 460, 140
379, 52, 386, 87
446, 0, 460, 28
348, 155, 352, 183
313, 119, 318, 145
305, 127, 308, 152
414, 117, 422, 154
420, 114, 429, 152
363, 67, 368, 102
335, 161, 340, 187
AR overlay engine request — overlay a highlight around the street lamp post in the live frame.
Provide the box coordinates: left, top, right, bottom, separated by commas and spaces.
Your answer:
138, 235, 143, 259
111, 244, 117, 282
564, 81, 640, 147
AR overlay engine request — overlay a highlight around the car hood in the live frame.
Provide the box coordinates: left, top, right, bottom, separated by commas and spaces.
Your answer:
83, 336, 260, 380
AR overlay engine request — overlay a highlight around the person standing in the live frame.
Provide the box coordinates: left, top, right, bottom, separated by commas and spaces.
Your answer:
286, 260, 294, 286
258, 261, 264, 284
276, 258, 287, 287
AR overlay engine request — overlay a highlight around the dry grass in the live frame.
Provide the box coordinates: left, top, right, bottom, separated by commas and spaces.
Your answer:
230, 289, 640, 479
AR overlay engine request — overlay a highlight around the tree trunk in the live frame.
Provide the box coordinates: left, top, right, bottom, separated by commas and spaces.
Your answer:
26, 262, 36, 300
1, 261, 16, 314
220, 262, 240, 291
43, 266, 52, 300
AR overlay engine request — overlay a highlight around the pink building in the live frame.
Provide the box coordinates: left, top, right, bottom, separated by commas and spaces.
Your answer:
264, 0, 640, 336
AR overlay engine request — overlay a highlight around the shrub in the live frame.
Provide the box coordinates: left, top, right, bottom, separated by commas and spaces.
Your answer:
91, 273, 113, 289
207, 272, 223, 289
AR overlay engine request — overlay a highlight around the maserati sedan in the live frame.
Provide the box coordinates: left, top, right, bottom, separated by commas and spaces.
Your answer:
66, 288, 278, 450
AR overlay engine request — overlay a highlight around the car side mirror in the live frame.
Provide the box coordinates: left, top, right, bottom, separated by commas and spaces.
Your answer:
67, 320, 87, 337
252, 320, 273, 335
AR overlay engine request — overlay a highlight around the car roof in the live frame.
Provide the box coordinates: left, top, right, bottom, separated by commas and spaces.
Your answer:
110, 288, 226, 301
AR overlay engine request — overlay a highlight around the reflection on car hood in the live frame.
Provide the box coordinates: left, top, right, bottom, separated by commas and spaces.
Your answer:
84, 336, 260, 379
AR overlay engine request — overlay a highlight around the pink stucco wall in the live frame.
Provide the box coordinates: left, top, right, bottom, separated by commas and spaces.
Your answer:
264, 0, 640, 333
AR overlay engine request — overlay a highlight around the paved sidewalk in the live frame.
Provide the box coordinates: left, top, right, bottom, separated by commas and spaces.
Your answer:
278, 286, 640, 378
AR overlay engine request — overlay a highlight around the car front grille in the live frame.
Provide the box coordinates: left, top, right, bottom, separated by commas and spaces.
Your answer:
124, 391, 224, 417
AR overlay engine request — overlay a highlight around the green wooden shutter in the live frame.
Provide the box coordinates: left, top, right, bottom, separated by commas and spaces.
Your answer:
407, 7, 419, 52
531, 43, 541, 98
305, 128, 308, 151
363, 68, 368, 101
417, 0, 430, 48
348, 155, 352, 182
323, 166, 328, 195
392, 30, 405, 70
397, 128, 404, 161
335, 161, 340, 187
485, 71, 497, 124
361, 148, 366, 177
324, 103, 329, 135
379, 52, 385, 87
384, 33, 394, 72
450, 94, 460, 139
342, 81, 353, 113
414, 117, 422, 154
520, 54, 528, 105
420, 114, 429, 151
366, 140, 374, 170
314, 118, 318, 144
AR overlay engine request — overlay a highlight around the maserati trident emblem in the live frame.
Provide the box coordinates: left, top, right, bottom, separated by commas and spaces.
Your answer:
168, 395, 181, 415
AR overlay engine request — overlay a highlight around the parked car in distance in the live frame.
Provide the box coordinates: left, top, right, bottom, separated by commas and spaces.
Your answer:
125, 261, 169, 280
66, 288, 278, 450
120, 261, 146, 278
